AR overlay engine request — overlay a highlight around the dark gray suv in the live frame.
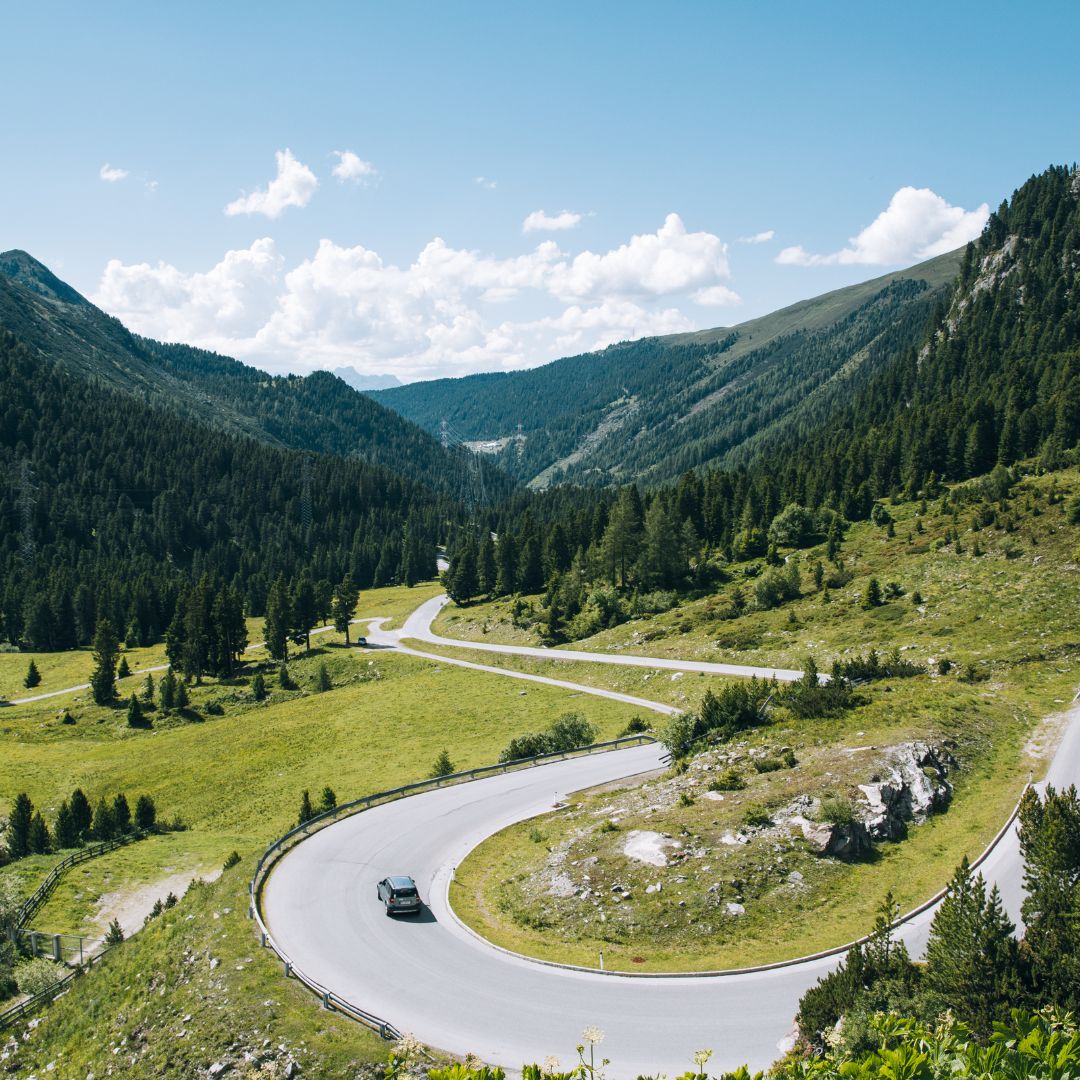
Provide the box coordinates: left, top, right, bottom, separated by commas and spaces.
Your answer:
376, 875, 422, 916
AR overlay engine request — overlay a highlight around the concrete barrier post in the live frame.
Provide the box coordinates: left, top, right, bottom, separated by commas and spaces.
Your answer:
52, 934, 63, 962
283, 960, 292, 978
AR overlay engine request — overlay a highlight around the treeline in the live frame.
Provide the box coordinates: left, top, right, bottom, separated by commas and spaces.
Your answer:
797, 785, 1080, 1056
2, 787, 158, 863
0, 329, 442, 652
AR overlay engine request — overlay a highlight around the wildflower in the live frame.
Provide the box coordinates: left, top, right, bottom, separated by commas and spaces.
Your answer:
581, 1026, 605, 1047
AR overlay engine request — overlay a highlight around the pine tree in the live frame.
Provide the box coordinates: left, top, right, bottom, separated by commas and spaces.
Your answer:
478, 533, 497, 595
602, 485, 644, 587
7, 793, 33, 858
92, 797, 117, 841
924, 856, 1023, 1034
290, 573, 318, 652
104, 918, 124, 945
141, 673, 155, 706
331, 576, 357, 644
113, 793, 132, 833
117, 656, 131, 679
862, 577, 883, 608
23, 659, 41, 689
160, 668, 177, 711
447, 542, 479, 604
516, 534, 544, 594
54, 800, 80, 849
494, 534, 517, 596
90, 618, 120, 705
134, 794, 157, 832
1018, 785, 1080, 1009
297, 790, 316, 826
315, 662, 331, 692
70, 788, 92, 839
251, 673, 267, 701
320, 787, 337, 813
174, 678, 189, 710
28, 811, 51, 855
430, 749, 455, 777
264, 575, 291, 662
278, 662, 295, 690
126, 693, 149, 728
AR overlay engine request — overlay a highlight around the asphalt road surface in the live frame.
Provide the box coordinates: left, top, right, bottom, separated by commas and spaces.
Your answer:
262, 603, 1080, 1076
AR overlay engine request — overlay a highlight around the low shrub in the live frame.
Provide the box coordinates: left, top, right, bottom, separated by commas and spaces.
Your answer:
708, 767, 746, 791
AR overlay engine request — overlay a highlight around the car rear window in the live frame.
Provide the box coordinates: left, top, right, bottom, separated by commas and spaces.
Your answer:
393, 887, 418, 897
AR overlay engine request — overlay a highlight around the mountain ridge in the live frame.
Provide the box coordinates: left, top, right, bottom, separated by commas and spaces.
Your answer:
0, 251, 510, 501
371, 249, 962, 487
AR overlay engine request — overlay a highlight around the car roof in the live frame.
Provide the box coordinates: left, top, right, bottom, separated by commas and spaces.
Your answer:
387, 875, 416, 889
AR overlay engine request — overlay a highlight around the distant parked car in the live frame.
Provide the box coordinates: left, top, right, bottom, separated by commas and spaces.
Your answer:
377, 875, 422, 916
355, 636, 367, 647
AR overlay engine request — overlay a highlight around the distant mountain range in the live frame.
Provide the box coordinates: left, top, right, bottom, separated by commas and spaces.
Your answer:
330, 367, 402, 392
372, 251, 962, 487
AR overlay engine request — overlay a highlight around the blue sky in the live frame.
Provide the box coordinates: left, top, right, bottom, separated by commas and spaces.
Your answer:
3, 1, 1078, 380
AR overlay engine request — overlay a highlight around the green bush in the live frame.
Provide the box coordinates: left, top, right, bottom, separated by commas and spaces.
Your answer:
708, 767, 746, 791
818, 795, 856, 826
14, 957, 65, 997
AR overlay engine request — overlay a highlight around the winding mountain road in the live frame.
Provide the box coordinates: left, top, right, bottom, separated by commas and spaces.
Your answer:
260, 595, 1080, 1075
392, 595, 806, 682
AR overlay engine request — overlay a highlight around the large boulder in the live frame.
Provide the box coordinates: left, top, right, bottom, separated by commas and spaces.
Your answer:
857, 742, 954, 841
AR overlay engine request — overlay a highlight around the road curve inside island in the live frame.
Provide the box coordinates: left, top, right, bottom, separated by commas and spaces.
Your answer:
261, 693, 1080, 1076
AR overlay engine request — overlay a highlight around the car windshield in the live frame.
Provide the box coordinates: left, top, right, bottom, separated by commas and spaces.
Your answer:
392, 887, 418, 897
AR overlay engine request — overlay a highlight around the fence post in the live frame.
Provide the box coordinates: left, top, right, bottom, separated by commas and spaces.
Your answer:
30, 931, 39, 957
52, 935, 62, 962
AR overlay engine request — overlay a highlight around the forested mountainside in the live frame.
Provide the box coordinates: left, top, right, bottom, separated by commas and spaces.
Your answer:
443, 166, 1080, 622
0, 251, 510, 502
372, 251, 961, 487
0, 326, 453, 650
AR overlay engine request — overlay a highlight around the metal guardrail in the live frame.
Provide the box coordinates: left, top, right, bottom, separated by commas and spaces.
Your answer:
10, 830, 150, 937
249, 734, 657, 1039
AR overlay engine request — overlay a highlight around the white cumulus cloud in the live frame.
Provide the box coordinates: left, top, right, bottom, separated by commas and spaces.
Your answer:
548, 213, 730, 302
777, 186, 989, 267
99, 163, 129, 182
522, 209, 583, 233
474, 176, 497, 190
331, 150, 377, 183
693, 285, 742, 306
224, 149, 318, 219
92, 215, 735, 381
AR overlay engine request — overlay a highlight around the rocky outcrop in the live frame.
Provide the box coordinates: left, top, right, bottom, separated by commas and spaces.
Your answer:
857, 742, 954, 841
780, 742, 955, 860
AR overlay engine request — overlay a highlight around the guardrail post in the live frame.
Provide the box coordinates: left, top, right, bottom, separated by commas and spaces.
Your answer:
321, 991, 331, 1010
52, 935, 62, 962
260, 931, 267, 947
283, 960, 291, 978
